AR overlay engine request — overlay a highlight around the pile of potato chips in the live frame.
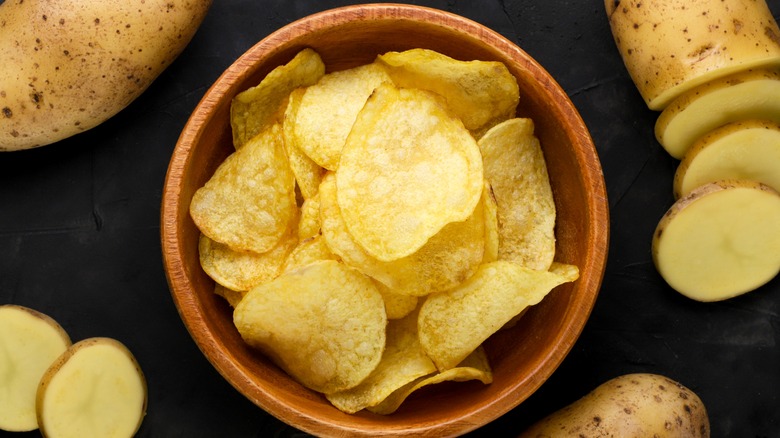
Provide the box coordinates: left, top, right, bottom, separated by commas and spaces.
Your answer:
189, 47, 579, 414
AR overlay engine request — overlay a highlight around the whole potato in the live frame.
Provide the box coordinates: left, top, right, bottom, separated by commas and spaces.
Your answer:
519, 373, 710, 437
0, 0, 212, 151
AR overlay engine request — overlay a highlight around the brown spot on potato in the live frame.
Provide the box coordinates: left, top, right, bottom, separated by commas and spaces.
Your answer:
2, 107, 12, 118
679, 391, 689, 400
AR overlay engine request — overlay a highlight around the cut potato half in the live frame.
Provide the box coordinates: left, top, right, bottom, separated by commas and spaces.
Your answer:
652, 180, 780, 301
605, 0, 780, 111
0, 305, 71, 432
655, 69, 780, 159
674, 120, 780, 198
36, 337, 147, 438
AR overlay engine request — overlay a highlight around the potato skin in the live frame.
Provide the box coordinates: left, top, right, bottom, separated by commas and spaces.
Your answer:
0, 0, 212, 151
519, 373, 710, 437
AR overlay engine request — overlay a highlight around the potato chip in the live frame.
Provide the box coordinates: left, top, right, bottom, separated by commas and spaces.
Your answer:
374, 281, 419, 320
282, 88, 326, 199
366, 346, 493, 415
292, 62, 392, 170
482, 183, 500, 263
297, 193, 321, 240
418, 261, 579, 371
230, 48, 325, 149
233, 260, 387, 394
478, 118, 556, 270
320, 173, 485, 296
325, 308, 436, 413
213, 284, 245, 308
336, 83, 484, 261
377, 48, 519, 135
199, 232, 297, 292
190, 123, 296, 254
280, 235, 337, 274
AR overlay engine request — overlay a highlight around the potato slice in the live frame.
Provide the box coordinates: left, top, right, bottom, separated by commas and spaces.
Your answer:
213, 284, 246, 308
190, 122, 297, 254
652, 180, 780, 301
605, 0, 780, 111
233, 260, 387, 394
0, 305, 71, 432
292, 62, 392, 170
674, 119, 780, 198
36, 337, 147, 438
478, 118, 556, 270
336, 83, 483, 261
419, 261, 579, 371
297, 192, 321, 240
655, 69, 780, 159
279, 234, 338, 274
230, 48, 325, 149
377, 48, 519, 135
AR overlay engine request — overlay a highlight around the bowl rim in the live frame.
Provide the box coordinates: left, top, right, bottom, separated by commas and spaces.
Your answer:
161, 3, 609, 437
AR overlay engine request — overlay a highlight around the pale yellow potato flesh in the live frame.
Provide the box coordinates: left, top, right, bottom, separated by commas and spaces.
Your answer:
36, 337, 147, 438
518, 373, 710, 437
675, 120, 780, 198
652, 180, 780, 301
655, 69, 780, 159
605, 0, 780, 111
0, 0, 212, 151
0, 305, 71, 432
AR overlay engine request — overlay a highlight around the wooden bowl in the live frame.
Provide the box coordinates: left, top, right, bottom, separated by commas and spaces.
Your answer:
161, 4, 609, 437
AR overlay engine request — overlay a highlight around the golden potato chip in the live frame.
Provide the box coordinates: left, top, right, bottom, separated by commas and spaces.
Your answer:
373, 281, 419, 320
230, 48, 325, 149
325, 308, 436, 413
478, 118, 556, 270
418, 261, 579, 371
280, 235, 337, 274
482, 183, 500, 263
320, 173, 485, 296
292, 62, 392, 170
336, 83, 484, 261
190, 123, 296, 254
282, 88, 326, 199
297, 193, 321, 240
233, 260, 387, 394
366, 346, 493, 415
213, 283, 246, 308
198, 232, 297, 292
377, 48, 519, 134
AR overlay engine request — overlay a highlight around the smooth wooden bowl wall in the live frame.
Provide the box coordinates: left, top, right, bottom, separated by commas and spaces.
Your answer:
161, 4, 609, 437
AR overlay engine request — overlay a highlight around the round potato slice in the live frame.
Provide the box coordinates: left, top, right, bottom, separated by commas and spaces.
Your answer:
336, 83, 483, 261
233, 260, 387, 394
0, 305, 71, 432
652, 180, 780, 301
189, 122, 297, 254
674, 119, 780, 198
282, 88, 326, 200
36, 337, 147, 438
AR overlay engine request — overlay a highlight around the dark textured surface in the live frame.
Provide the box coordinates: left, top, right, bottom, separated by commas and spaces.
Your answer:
1, 1, 778, 437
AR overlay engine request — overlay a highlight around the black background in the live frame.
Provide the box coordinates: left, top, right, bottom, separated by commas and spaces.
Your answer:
1, 1, 779, 437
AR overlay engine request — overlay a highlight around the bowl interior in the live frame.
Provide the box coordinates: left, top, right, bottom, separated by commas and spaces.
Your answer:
162, 4, 608, 437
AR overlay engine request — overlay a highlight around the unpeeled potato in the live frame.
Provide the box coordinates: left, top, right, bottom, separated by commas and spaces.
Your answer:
519, 373, 710, 437
0, 0, 212, 151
